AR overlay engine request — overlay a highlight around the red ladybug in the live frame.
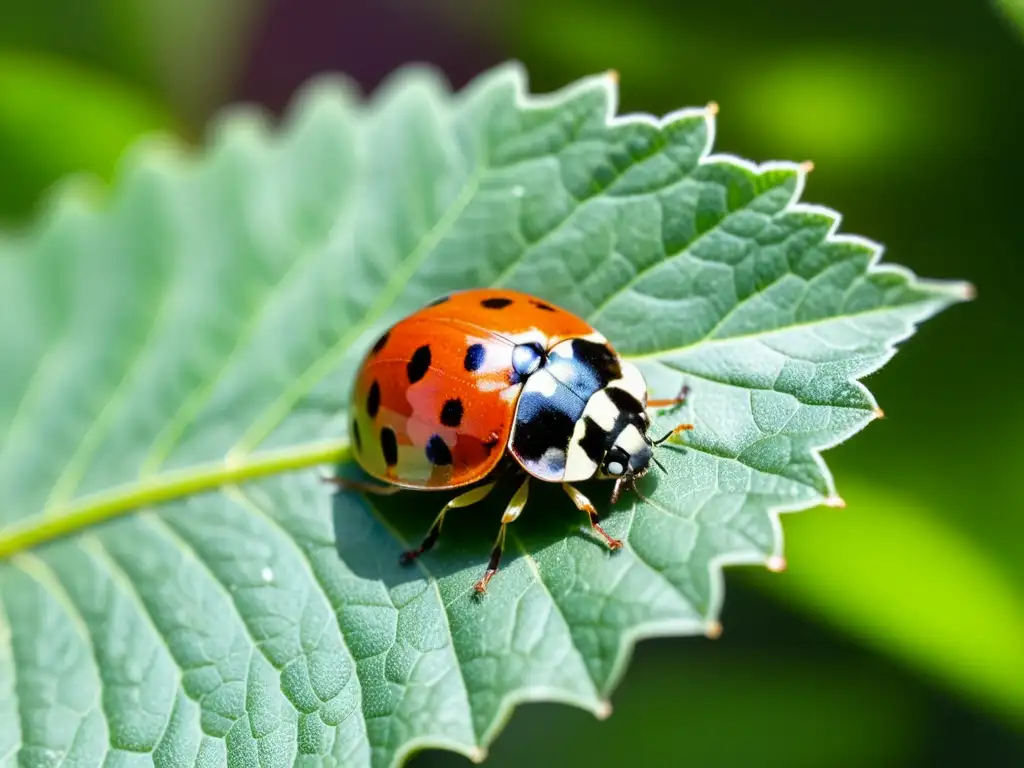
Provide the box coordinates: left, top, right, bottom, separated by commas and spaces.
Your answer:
328, 289, 691, 593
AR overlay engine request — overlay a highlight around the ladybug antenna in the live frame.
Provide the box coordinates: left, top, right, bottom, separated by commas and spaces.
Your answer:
651, 455, 667, 473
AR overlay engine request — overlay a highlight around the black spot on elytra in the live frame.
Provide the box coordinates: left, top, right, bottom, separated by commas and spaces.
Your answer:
366, 381, 381, 418
427, 295, 449, 307
440, 398, 463, 428
380, 426, 398, 466
425, 435, 453, 466
352, 420, 361, 451
371, 331, 389, 355
407, 345, 431, 383
531, 300, 556, 312
481, 297, 513, 309
464, 343, 485, 372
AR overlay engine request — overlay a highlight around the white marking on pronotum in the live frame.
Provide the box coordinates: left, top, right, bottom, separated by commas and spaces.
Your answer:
564, 416, 600, 482
582, 389, 619, 432
551, 339, 575, 359
607, 360, 648, 403
614, 423, 647, 455
563, 440, 599, 482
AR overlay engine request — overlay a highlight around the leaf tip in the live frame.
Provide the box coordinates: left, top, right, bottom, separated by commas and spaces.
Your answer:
469, 747, 488, 764
873, 407, 886, 420
958, 281, 978, 301
595, 700, 614, 720
800, 160, 815, 174
704, 619, 723, 639
605, 69, 620, 85
766, 555, 788, 573
824, 495, 847, 509
705, 100, 720, 117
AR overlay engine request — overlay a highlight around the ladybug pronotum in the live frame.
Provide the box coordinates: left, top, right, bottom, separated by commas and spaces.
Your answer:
327, 289, 692, 593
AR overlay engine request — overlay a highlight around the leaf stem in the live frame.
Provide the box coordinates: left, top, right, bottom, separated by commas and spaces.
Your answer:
0, 440, 351, 558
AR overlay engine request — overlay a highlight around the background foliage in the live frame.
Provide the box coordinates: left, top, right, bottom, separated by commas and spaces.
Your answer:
0, 0, 1020, 765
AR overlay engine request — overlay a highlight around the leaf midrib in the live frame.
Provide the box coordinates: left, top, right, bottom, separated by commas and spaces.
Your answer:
0, 440, 349, 558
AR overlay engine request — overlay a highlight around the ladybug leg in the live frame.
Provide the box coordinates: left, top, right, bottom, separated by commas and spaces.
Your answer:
401, 482, 496, 566
562, 483, 623, 551
647, 383, 690, 410
473, 476, 531, 594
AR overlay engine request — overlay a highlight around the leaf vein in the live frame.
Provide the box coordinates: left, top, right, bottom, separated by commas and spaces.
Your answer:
360, 495, 476, 746
10, 553, 111, 764
140, 218, 342, 477
0, 588, 22, 766
227, 486, 364, 709
227, 168, 485, 460
78, 534, 187, 754
0, 344, 72, 512
623, 299, 949, 362
44, 267, 181, 510
586, 173, 789, 324
511, 535, 600, 695
141, 512, 290, 732
654, 359, 871, 410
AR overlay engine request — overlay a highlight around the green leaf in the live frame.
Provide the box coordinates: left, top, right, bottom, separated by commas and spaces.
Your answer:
0, 62, 969, 766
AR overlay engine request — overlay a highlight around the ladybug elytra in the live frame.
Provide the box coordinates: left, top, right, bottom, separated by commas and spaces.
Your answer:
327, 289, 692, 593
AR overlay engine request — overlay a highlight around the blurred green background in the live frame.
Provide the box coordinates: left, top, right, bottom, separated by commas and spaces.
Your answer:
1, 0, 1021, 765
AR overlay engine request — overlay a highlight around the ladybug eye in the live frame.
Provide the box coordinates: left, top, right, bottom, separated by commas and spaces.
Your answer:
603, 446, 630, 476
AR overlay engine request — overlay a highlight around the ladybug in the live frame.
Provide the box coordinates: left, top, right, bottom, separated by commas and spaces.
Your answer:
327, 288, 692, 593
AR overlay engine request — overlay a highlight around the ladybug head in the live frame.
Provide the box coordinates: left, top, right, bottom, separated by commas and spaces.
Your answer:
592, 405, 660, 504
599, 402, 687, 505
